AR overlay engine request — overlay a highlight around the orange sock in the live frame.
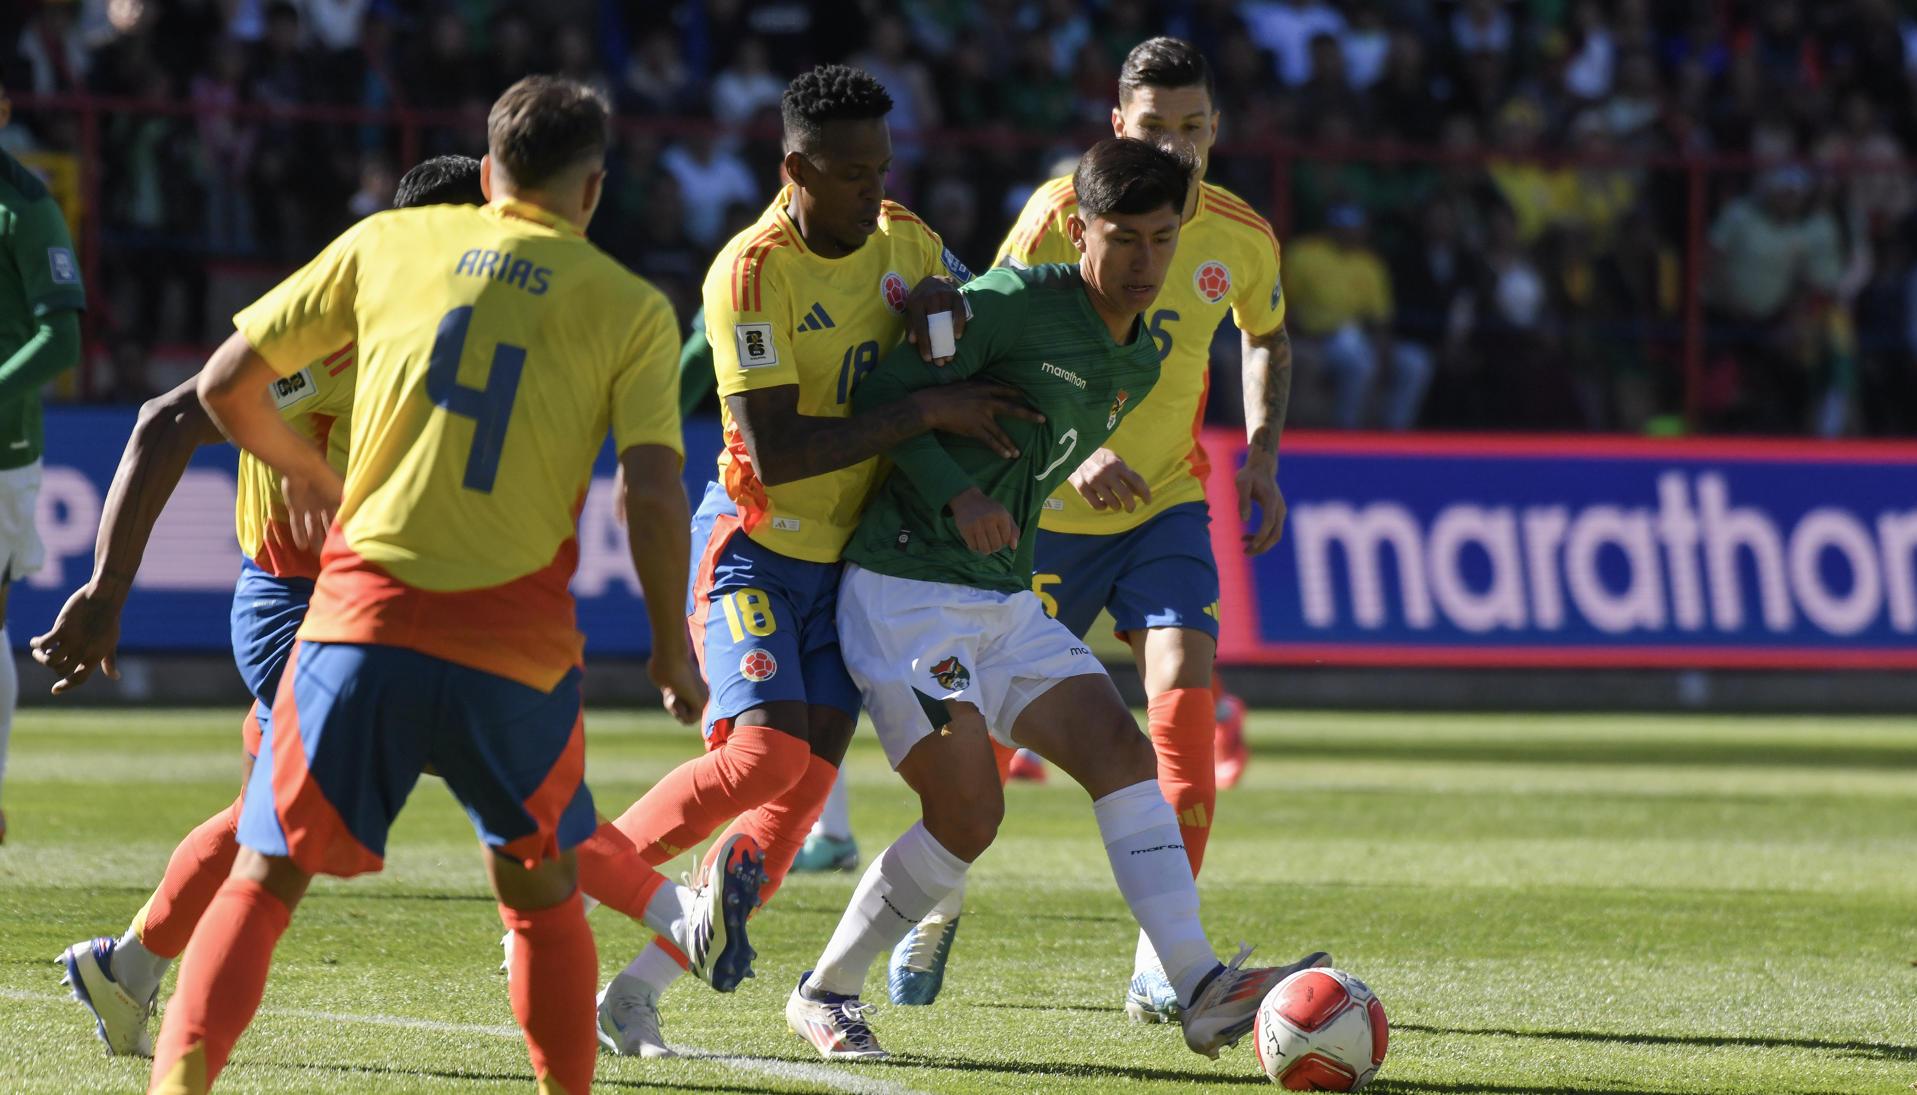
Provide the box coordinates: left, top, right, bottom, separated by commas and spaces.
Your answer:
502, 892, 596, 1095
149, 878, 290, 1095
1148, 687, 1217, 876
574, 822, 669, 923
699, 752, 838, 907
135, 797, 242, 959
991, 739, 1017, 784
611, 724, 810, 861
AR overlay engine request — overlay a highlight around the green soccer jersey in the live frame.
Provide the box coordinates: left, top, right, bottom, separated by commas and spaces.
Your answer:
0, 151, 85, 468
844, 263, 1160, 593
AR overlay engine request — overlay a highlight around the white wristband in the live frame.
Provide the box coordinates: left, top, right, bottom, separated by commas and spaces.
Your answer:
927, 310, 957, 360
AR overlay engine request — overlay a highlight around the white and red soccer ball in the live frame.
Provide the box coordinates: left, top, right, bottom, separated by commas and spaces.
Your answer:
1253, 967, 1388, 1090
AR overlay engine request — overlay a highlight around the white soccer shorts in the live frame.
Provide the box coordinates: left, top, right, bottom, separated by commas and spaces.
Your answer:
836, 562, 1106, 769
0, 460, 45, 585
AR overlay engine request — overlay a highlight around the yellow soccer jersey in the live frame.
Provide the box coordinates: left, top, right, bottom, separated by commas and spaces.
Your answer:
234, 198, 681, 689
232, 341, 355, 580
997, 177, 1286, 534
704, 188, 959, 564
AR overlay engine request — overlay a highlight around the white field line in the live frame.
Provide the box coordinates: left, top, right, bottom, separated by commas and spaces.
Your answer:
7, 987, 929, 1095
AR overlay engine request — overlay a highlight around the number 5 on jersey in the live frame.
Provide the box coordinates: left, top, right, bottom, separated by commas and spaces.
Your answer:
429, 305, 525, 493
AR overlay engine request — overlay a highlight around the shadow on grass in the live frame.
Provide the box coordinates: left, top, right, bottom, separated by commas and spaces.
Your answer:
874, 1050, 1269, 1086
1397, 1021, 1917, 1062
1255, 739, 1917, 771
1367, 1082, 1831, 1095
265, 1058, 789, 1093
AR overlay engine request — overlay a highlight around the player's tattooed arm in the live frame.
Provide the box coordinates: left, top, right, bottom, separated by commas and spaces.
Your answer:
30, 377, 224, 692
1236, 324, 1292, 556
728, 381, 1040, 485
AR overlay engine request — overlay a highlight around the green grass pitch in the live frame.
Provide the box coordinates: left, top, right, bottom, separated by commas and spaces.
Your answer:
1, 707, 1913, 1094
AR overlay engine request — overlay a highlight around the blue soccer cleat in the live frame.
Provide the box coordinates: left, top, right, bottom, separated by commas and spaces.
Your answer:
791, 832, 859, 873
686, 832, 765, 993
1124, 960, 1182, 1024
887, 911, 960, 1005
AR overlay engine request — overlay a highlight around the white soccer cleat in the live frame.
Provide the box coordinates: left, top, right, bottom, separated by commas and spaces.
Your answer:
786, 971, 887, 1060
59, 937, 156, 1057
1181, 946, 1332, 1059
596, 975, 675, 1058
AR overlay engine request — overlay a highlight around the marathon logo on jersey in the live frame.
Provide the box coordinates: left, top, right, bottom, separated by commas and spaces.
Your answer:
1107, 389, 1131, 429
734, 322, 778, 369
270, 367, 319, 410
1193, 260, 1232, 304
929, 656, 971, 691
47, 247, 79, 285
1042, 361, 1086, 389
881, 271, 910, 314
453, 248, 553, 295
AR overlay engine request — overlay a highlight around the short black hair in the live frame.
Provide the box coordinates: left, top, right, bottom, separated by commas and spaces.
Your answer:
1074, 138, 1193, 220
393, 155, 484, 208
1118, 37, 1214, 105
487, 76, 609, 189
781, 64, 893, 153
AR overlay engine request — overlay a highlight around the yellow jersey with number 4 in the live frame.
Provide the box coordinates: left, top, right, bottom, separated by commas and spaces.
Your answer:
234, 198, 681, 689
996, 178, 1285, 534
703, 188, 963, 564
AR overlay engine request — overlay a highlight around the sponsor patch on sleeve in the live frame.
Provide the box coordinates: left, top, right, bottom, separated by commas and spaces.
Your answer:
941, 246, 975, 284
734, 322, 778, 369
47, 247, 79, 285
270, 367, 319, 410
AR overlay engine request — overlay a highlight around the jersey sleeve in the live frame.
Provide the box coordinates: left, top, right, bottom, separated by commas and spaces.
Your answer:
611, 285, 685, 455
677, 306, 715, 417
994, 179, 1080, 270
851, 268, 1029, 508
10, 194, 85, 318
235, 218, 371, 377
1229, 217, 1288, 337
706, 246, 797, 397
269, 342, 356, 423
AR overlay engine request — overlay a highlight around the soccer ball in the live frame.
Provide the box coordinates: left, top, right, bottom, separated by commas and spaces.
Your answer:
1253, 967, 1388, 1090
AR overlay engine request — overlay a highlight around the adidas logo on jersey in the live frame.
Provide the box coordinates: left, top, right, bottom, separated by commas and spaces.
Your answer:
798, 303, 836, 332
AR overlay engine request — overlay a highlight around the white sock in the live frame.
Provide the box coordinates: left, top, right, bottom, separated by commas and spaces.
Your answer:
0, 627, 14, 807
1093, 780, 1217, 1005
581, 894, 600, 915
1134, 928, 1162, 977
807, 821, 968, 997
111, 928, 169, 1002
643, 880, 700, 951
620, 939, 688, 995
923, 875, 965, 922
812, 768, 852, 841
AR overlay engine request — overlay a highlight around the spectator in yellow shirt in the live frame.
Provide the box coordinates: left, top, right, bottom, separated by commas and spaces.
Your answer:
1283, 203, 1432, 428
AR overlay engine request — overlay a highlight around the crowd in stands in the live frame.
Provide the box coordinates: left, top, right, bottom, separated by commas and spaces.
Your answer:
6, 0, 1917, 436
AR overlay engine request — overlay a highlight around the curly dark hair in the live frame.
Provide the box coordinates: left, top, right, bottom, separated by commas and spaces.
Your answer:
781, 64, 894, 153
1073, 138, 1194, 219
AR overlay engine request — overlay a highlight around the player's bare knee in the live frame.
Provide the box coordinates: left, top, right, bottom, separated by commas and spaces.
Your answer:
923, 781, 1002, 862
488, 846, 579, 911
807, 707, 856, 765
1139, 628, 1215, 694
234, 847, 312, 910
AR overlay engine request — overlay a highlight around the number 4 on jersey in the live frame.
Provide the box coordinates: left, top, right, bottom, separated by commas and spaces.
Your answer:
428, 305, 525, 493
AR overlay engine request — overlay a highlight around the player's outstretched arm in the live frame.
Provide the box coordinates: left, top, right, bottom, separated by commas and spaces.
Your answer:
30, 376, 225, 693
618, 443, 707, 724
1238, 323, 1292, 556
198, 331, 342, 550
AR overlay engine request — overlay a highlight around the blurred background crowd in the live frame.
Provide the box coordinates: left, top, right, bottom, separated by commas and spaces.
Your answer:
6, 0, 1917, 437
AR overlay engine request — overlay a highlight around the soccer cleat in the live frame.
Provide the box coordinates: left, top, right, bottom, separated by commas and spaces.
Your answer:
791, 832, 859, 873
1214, 691, 1249, 789
1181, 946, 1332, 1059
59, 936, 157, 1057
596, 975, 675, 1058
684, 832, 765, 992
786, 971, 887, 1059
1123, 961, 1181, 1024
1006, 748, 1048, 782
887, 912, 960, 1005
